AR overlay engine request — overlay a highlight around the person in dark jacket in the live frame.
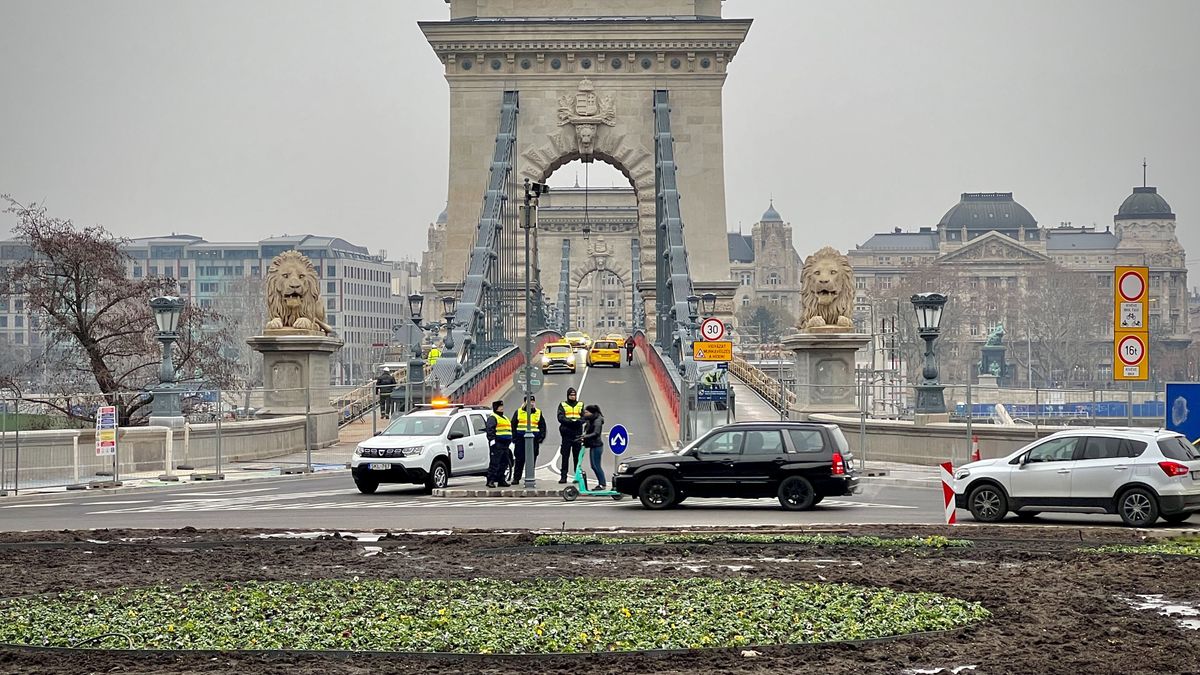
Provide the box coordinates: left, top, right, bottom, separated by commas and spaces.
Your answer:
556, 387, 584, 484
579, 404, 606, 490
512, 395, 547, 483
375, 368, 397, 419
484, 400, 512, 488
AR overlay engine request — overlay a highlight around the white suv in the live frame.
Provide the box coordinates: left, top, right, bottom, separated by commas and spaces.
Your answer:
350, 405, 493, 494
954, 428, 1200, 527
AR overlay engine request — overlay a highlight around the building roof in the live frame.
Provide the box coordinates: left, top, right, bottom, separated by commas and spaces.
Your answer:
1116, 186, 1174, 221
856, 231, 940, 251
937, 192, 1037, 230
727, 233, 755, 262
1045, 230, 1119, 251
761, 201, 782, 223
436, 203, 448, 225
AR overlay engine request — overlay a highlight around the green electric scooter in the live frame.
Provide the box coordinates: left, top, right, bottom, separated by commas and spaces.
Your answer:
561, 445, 624, 502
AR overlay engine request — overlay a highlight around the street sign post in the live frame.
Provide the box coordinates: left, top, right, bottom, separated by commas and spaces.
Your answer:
1113, 266, 1149, 381
699, 317, 725, 341
95, 406, 117, 456
693, 340, 732, 362
607, 424, 629, 455
513, 369, 544, 395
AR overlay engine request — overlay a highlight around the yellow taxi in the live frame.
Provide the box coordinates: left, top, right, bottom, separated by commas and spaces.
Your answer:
540, 340, 577, 374
603, 333, 627, 347
587, 339, 622, 368
564, 331, 591, 350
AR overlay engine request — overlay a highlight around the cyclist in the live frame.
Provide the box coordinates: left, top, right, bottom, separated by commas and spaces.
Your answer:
625, 335, 635, 364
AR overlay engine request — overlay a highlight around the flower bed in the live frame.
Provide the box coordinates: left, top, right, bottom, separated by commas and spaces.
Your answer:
532, 533, 973, 549
0, 578, 987, 653
1084, 537, 1200, 557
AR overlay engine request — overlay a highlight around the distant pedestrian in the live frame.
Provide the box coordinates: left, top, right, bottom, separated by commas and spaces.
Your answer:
557, 387, 584, 484
427, 345, 442, 367
579, 404, 606, 490
375, 368, 397, 419
485, 399, 512, 488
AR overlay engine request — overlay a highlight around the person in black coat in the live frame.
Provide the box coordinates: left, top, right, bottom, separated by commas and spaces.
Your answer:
375, 368, 397, 419
556, 387, 584, 484
579, 404, 606, 490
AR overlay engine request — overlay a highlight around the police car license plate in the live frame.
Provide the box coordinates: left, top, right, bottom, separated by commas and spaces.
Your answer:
369, 463, 391, 471
1192, 470, 1200, 480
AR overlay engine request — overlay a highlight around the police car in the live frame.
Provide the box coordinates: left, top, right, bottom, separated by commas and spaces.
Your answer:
351, 403, 493, 494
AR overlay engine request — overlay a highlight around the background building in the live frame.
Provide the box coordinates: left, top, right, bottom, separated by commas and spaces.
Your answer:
848, 185, 1188, 387
0, 233, 405, 386
728, 201, 804, 318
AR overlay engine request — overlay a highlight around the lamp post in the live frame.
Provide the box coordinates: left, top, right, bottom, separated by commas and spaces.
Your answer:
441, 294, 458, 353
678, 294, 701, 442
910, 292, 948, 414
521, 178, 549, 489
406, 293, 425, 414
149, 295, 186, 481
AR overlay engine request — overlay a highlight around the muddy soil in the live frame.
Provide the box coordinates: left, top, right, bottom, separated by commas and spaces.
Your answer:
0, 525, 1196, 675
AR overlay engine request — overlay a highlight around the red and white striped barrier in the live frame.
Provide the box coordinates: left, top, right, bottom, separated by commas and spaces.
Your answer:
940, 461, 956, 525
970, 435, 981, 463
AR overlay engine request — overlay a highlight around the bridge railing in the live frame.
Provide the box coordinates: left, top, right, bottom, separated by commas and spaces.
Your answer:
442, 330, 563, 405
635, 330, 681, 426
729, 354, 794, 415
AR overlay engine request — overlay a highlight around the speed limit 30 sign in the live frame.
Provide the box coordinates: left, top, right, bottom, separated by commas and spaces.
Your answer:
699, 317, 726, 341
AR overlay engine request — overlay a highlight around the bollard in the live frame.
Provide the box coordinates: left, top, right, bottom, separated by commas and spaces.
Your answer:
158, 427, 179, 482
72, 432, 80, 485
178, 423, 194, 471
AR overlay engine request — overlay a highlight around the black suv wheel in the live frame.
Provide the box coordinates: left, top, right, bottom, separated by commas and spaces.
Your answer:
638, 475, 676, 510
354, 475, 379, 495
967, 484, 1007, 522
778, 476, 816, 511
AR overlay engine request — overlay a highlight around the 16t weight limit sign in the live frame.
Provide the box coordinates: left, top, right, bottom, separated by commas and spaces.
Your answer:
1115, 332, 1147, 380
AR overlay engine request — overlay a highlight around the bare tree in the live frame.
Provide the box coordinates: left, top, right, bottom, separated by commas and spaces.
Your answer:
1008, 265, 1107, 387
211, 275, 266, 387
0, 197, 240, 425
736, 301, 796, 343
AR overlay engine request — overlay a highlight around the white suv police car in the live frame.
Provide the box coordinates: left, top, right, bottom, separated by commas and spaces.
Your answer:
954, 427, 1200, 527
351, 405, 493, 494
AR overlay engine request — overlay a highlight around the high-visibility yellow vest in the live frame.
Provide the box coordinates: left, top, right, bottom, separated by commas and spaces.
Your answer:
427, 348, 441, 366
560, 401, 583, 420
492, 413, 512, 438
516, 408, 542, 432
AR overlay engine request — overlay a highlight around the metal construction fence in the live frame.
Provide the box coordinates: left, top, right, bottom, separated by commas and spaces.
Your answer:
0, 386, 344, 494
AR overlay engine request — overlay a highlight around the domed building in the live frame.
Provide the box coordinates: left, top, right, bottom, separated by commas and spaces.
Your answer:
419, 203, 449, 323
847, 182, 1189, 386
728, 200, 804, 318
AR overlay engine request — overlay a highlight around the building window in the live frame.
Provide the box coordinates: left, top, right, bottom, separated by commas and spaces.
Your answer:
969, 324, 979, 337
855, 277, 866, 289
741, 296, 750, 306
14, 300, 23, 312
327, 282, 336, 294
327, 299, 335, 310
327, 266, 336, 277
164, 267, 173, 278
149, 266, 158, 276
14, 333, 22, 345
767, 272, 780, 286
133, 267, 143, 278
739, 272, 752, 286
880, 277, 892, 290
0, 317, 5, 328
14, 316, 23, 328
179, 282, 189, 294
200, 283, 218, 293
877, 256, 891, 265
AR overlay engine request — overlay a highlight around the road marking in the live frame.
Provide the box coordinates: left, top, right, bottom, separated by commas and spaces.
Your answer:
81, 500, 151, 506
172, 487, 281, 497
0, 502, 71, 508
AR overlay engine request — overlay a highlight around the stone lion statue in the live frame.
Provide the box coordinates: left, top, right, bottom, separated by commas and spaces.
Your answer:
800, 246, 855, 332
264, 250, 335, 335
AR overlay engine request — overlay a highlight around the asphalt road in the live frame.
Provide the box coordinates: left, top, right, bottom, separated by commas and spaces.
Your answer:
0, 470, 947, 531
504, 348, 670, 482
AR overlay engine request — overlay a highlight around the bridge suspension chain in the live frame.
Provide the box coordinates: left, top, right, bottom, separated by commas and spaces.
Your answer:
652, 89, 698, 367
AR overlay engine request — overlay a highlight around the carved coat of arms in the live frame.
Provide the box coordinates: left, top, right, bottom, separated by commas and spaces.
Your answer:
557, 79, 616, 159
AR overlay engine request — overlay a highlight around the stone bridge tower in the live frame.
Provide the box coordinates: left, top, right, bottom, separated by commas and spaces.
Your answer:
420, 0, 750, 334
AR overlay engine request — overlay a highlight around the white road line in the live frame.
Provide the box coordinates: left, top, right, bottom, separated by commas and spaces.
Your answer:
81, 500, 151, 506
0, 502, 71, 508
178, 487, 280, 497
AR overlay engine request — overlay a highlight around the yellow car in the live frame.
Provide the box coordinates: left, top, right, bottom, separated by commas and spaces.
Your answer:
540, 341, 577, 373
564, 331, 591, 350
603, 333, 627, 347
587, 339, 622, 368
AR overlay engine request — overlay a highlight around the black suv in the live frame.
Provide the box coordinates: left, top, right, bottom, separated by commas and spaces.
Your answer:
612, 422, 859, 510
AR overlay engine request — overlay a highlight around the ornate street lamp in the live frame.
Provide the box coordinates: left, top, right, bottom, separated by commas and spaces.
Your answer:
911, 292, 949, 414
441, 295, 458, 352
700, 292, 717, 317
403, 294, 425, 414
686, 294, 700, 324
149, 295, 186, 418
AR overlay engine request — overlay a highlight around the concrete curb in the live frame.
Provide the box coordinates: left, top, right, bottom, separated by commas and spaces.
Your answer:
0, 467, 350, 502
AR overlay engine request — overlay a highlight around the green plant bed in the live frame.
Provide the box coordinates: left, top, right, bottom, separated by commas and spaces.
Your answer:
532, 533, 973, 549
0, 578, 988, 653
1085, 537, 1200, 557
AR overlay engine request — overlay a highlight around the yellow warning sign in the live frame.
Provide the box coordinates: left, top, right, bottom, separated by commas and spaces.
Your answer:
693, 340, 732, 362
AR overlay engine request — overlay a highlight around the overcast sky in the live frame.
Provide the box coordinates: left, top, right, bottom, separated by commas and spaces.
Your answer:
2, 1, 1197, 270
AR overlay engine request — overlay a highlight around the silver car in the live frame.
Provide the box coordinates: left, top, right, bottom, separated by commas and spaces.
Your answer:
953, 428, 1200, 527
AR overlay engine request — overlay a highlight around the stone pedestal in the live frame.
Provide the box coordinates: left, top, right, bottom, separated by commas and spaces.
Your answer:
247, 332, 344, 448
977, 374, 1000, 388
782, 331, 871, 418
979, 345, 1007, 386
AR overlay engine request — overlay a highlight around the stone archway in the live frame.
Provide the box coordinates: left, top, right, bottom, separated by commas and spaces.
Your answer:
422, 0, 751, 339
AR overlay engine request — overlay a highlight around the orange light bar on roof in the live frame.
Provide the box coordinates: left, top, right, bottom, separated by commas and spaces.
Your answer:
430, 396, 451, 408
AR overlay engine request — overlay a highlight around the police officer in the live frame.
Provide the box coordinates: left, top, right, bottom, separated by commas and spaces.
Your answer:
557, 387, 584, 484
484, 399, 512, 488
513, 395, 547, 483
426, 345, 442, 367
